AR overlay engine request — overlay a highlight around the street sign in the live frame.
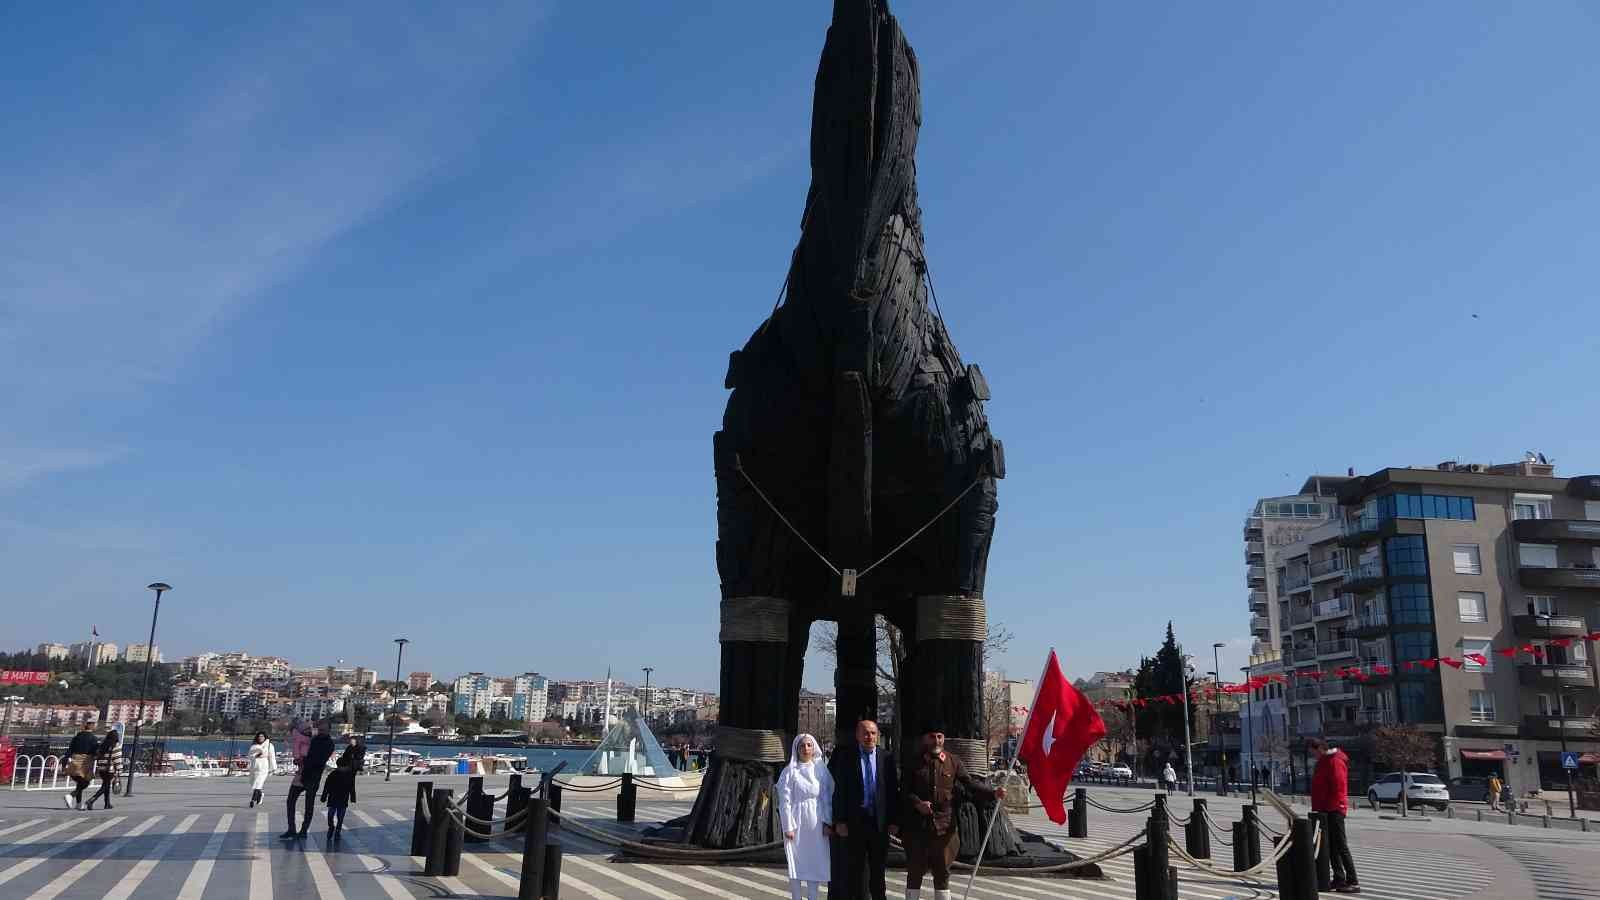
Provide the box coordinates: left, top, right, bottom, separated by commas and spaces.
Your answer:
1561, 751, 1580, 770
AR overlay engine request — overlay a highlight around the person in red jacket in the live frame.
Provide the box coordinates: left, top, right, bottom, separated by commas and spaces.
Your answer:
1307, 737, 1359, 894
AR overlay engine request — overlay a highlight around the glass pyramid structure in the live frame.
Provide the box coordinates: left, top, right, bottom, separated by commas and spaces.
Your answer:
578, 709, 678, 777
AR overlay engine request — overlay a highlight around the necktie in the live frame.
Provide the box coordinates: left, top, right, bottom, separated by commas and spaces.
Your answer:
863, 751, 875, 813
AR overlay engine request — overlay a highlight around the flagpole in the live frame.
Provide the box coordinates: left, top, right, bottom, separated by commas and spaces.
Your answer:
963, 650, 1054, 900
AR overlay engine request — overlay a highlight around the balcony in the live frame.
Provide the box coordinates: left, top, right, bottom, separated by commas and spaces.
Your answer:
1519, 565, 1600, 591
1342, 561, 1385, 592
1351, 609, 1390, 638
1289, 604, 1315, 627
1358, 642, 1390, 668
1293, 684, 1320, 704
1320, 679, 1359, 699
1247, 565, 1266, 587
1309, 557, 1344, 581
1517, 663, 1597, 688
1512, 518, 1600, 544
1356, 708, 1396, 726
1523, 715, 1597, 740
1245, 540, 1266, 559
1295, 716, 1324, 735
1338, 516, 1381, 547
1318, 638, 1358, 659
1314, 596, 1353, 621
1250, 614, 1270, 636
1512, 614, 1588, 639
1282, 571, 1312, 594
1248, 590, 1268, 611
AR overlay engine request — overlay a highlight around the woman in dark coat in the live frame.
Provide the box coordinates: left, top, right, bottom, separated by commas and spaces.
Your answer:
84, 729, 122, 810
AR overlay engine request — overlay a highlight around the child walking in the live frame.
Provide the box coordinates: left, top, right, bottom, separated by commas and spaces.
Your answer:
319, 760, 358, 840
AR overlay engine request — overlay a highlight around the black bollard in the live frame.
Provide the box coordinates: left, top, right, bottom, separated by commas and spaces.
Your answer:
1232, 821, 1248, 872
412, 780, 434, 857
425, 788, 454, 876
1289, 816, 1317, 900
1310, 812, 1331, 891
508, 786, 533, 835
508, 772, 523, 798
1070, 787, 1088, 839
1243, 804, 1262, 868
443, 794, 465, 877
466, 776, 492, 844
617, 773, 636, 823
1153, 792, 1168, 821
1134, 844, 1152, 900
1186, 798, 1210, 860
542, 842, 563, 899
1148, 810, 1172, 899
518, 797, 550, 900
548, 782, 563, 828
1274, 833, 1296, 900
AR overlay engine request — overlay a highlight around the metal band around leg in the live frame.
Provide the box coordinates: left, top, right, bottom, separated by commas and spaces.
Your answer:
915, 595, 987, 642
714, 726, 788, 763
719, 596, 792, 643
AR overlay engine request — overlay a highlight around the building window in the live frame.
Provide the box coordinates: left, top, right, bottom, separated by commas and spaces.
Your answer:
1527, 595, 1557, 616
1397, 681, 1439, 722
1461, 638, 1493, 672
1385, 535, 1429, 577
1531, 640, 1586, 665
1514, 495, 1553, 520
1452, 544, 1482, 575
1538, 693, 1579, 717
1587, 501, 1600, 522
1468, 690, 1496, 723
1389, 584, 1434, 625
1393, 631, 1438, 664
1377, 493, 1476, 521
1520, 544, 1558, 568
1457, 592, 1487, 623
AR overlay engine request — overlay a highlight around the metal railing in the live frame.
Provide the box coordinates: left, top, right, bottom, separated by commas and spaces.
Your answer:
1320, 679, 1358, 698
1343, 561, 1383, 584
1318, 638, 1357, 658
1314, 597, 1352, 620
1309, 557, 1343, 578
1355, 608, 1389, 630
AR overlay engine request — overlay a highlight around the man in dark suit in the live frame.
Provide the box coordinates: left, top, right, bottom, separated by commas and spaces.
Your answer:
831, 719, 898, 900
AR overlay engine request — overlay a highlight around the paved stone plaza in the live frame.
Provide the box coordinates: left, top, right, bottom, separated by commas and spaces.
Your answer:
1, 776, 1594, 898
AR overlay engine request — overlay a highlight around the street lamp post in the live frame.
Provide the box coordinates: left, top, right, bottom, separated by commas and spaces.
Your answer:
1241, 663, 1256, 808
1559, 686, 1577, 818
124, 582, 170, 797
387, 638, 410, 782
1212, 642, 1228, 796
1179, 657, 1196, 796
641, 667, 654, 724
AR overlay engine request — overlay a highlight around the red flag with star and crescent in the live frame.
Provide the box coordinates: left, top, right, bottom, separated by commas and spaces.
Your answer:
1017, 649, 1106, 824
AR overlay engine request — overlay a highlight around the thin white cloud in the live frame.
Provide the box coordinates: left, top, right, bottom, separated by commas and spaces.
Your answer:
0, 446, 124, 491
0, 4, 545, 480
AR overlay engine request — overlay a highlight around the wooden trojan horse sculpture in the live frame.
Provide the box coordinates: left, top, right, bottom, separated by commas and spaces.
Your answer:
687, 0, 1018, 858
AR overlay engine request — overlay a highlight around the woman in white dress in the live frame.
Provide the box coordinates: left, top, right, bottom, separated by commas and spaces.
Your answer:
247, 731, 276, 808
777, 733, 834, 900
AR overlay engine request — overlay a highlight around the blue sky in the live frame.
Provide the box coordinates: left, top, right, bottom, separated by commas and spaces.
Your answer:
4, 2, 1598, 693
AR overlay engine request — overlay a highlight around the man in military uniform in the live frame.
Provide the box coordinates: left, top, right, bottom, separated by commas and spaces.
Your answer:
899, 723, 1005, 900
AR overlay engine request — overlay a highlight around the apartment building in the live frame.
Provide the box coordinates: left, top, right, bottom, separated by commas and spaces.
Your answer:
103, 699, 165, 726
35, 643, 70, 661
408, 672, 435, 691
1260, 458, 1600, 789
1244, 480, 1348, 651
69, 641, 119, 668
122, 643, 162, 664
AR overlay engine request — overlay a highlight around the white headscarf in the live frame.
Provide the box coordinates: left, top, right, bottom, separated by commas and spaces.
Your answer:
786, 733, 822, 791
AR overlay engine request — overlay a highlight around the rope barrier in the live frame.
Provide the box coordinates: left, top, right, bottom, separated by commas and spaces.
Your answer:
547, 808, 787, 859
1085, 797, 1156, 815
1199, 810, 1232, 844
550, 778, 624, 792
888, 827, 1147, 873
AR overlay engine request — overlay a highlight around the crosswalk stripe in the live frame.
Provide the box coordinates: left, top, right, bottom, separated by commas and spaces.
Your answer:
302, 834, 347, 900
25, 815, 162, 900
0, 817, 85, 856
103, 813, 199, 900
0, 816, 124, 887
250, 811, 272, 900
686, 865, 792, 897
336, 827, 416, 900
440, 874, 481, 895
382, 808, 406, 821
175, 813, 233, 900
635, 865, 747, 898
0, 819, 44, 839
566, 852, 690, 899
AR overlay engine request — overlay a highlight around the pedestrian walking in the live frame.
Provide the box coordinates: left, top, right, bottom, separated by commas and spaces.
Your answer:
1487, 773, 1503, 811
63, 725, 100, 809
281, 721, 335, 838
289, 718, 311, 765
1309, 737, 1360, 894
899, 723, 1005, 900
830, 719, 898, 900
319, 759, 358, 840
83, 729, 122, 810
778, 733, 833, 900
247, 731, 276, 808
337, 733, 364, 772
1163, 761, 1178, 793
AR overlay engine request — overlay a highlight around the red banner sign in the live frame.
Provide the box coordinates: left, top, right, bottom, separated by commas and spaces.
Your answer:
0, 671, 49, 686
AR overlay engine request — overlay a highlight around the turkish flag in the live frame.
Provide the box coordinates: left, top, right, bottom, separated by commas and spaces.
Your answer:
1018, 650, 1107, 824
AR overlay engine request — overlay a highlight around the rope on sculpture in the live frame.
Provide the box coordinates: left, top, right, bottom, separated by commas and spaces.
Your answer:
857, 478, 985, 579
714, 726, 788, 764
719, 597, 793, 643
915, 594, 987, 642
735, 461, 840, 576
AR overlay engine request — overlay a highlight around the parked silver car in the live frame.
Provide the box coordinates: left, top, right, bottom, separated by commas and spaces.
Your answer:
1367, 772, 1451, 811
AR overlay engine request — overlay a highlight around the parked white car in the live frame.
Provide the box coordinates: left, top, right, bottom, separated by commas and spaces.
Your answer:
1110, 764, 1134, 779
1367, 771, 1450, 811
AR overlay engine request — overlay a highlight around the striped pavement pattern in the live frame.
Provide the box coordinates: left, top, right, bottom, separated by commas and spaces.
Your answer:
0, 799, 1521, 898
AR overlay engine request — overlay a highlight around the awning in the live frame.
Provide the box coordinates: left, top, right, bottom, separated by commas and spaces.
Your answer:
1581, 753, 1600, 765
1460, 749, 1507, 761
